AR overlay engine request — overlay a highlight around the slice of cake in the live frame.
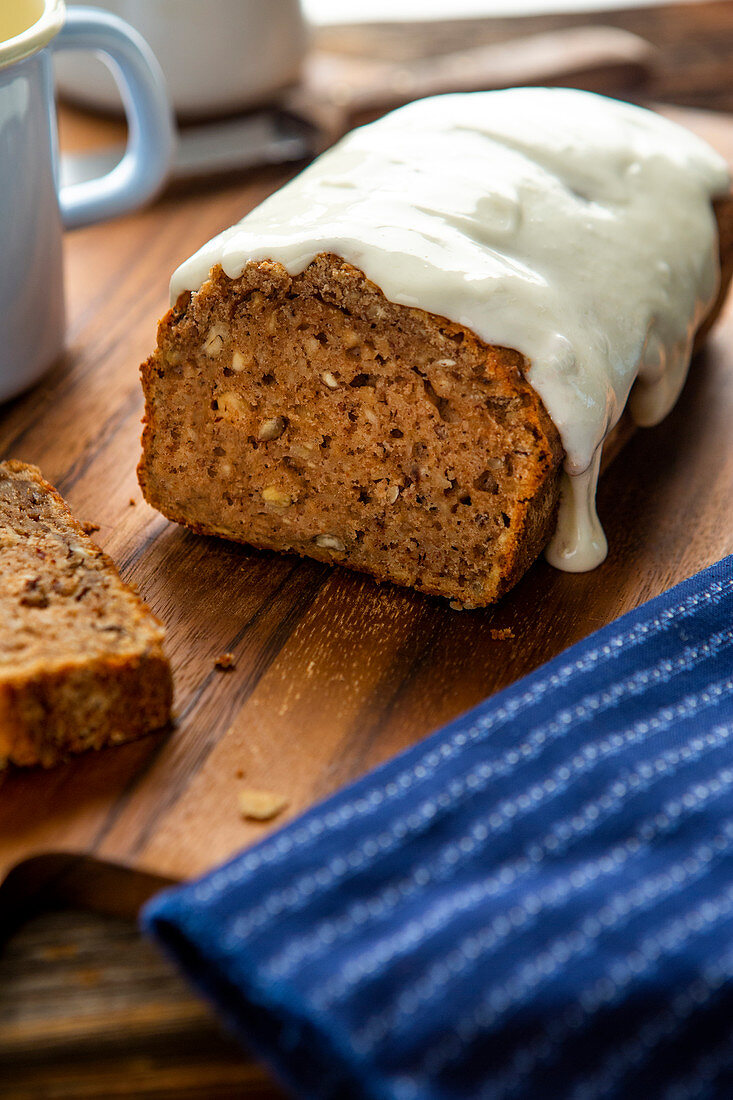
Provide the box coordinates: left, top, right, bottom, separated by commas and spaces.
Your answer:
0, 461, 172, 768
138, 89, 733, 608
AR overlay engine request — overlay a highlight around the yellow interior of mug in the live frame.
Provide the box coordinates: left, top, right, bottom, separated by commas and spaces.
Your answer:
0, 0, 64, 66
0, 0, 45, 45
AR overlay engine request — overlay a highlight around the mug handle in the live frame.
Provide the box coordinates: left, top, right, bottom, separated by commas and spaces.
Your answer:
51, 7, 175, 230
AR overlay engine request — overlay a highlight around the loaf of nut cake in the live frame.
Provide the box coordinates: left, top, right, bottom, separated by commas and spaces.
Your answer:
0, 461, 172, 767
138, 89, 733, 607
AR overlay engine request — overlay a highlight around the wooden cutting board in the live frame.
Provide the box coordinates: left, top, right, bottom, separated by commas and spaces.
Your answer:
1, 105, 733, 923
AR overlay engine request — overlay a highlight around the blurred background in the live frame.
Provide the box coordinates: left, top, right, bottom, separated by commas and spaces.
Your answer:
305, 0, 709, 16
54, 0, 733, 191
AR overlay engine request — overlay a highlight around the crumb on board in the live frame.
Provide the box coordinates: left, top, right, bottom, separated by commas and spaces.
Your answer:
490, 627, 514, 640
80, 520, 100, 535
129, 497, 136, 506
215, 651, 235, 670
239, 788, 288, 822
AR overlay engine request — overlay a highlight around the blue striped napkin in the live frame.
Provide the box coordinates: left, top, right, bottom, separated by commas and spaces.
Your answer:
144, 553, 733, 1100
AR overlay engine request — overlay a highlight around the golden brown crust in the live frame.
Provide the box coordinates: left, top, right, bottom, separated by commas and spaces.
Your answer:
0, 462, 172, 768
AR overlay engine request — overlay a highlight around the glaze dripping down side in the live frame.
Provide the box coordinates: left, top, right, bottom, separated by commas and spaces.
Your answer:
170, 88, 730, 572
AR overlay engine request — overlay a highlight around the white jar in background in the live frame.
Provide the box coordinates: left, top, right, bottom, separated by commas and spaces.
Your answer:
54, 0, 309, 119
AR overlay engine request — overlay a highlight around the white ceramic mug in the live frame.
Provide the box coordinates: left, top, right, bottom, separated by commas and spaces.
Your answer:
54, 0, 309, 119
0, 0, 174, 404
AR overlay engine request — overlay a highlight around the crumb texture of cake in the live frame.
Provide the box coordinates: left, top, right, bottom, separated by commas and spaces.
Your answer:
139, 256, 564, 608
0, 461, 172, 768
139, 89, 733, 605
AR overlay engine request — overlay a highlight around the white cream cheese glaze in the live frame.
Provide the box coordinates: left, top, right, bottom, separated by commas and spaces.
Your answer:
171, 88, 730, 572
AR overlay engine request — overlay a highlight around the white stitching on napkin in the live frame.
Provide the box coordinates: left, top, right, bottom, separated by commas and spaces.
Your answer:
644, 1021, 733, 1100
334, 726, 733, 1044
421, 848, 733, 1083
193, 576, 732, 908
483, 944, 733, 1099
291, 706, 733, 1001
227, 670, 733, 949
310, 726, 730, 1011
230, 635, 733, 956
490, 911, 733, 1099
567, 992, 733, 1100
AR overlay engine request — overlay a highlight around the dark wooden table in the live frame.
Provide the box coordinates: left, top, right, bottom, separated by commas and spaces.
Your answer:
3, 5, 733, 1097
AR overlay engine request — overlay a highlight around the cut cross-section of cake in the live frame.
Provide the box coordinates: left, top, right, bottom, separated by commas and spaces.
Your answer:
0, 461, 172, 768
140, 255, 565, 606
138, 89, 733, 607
